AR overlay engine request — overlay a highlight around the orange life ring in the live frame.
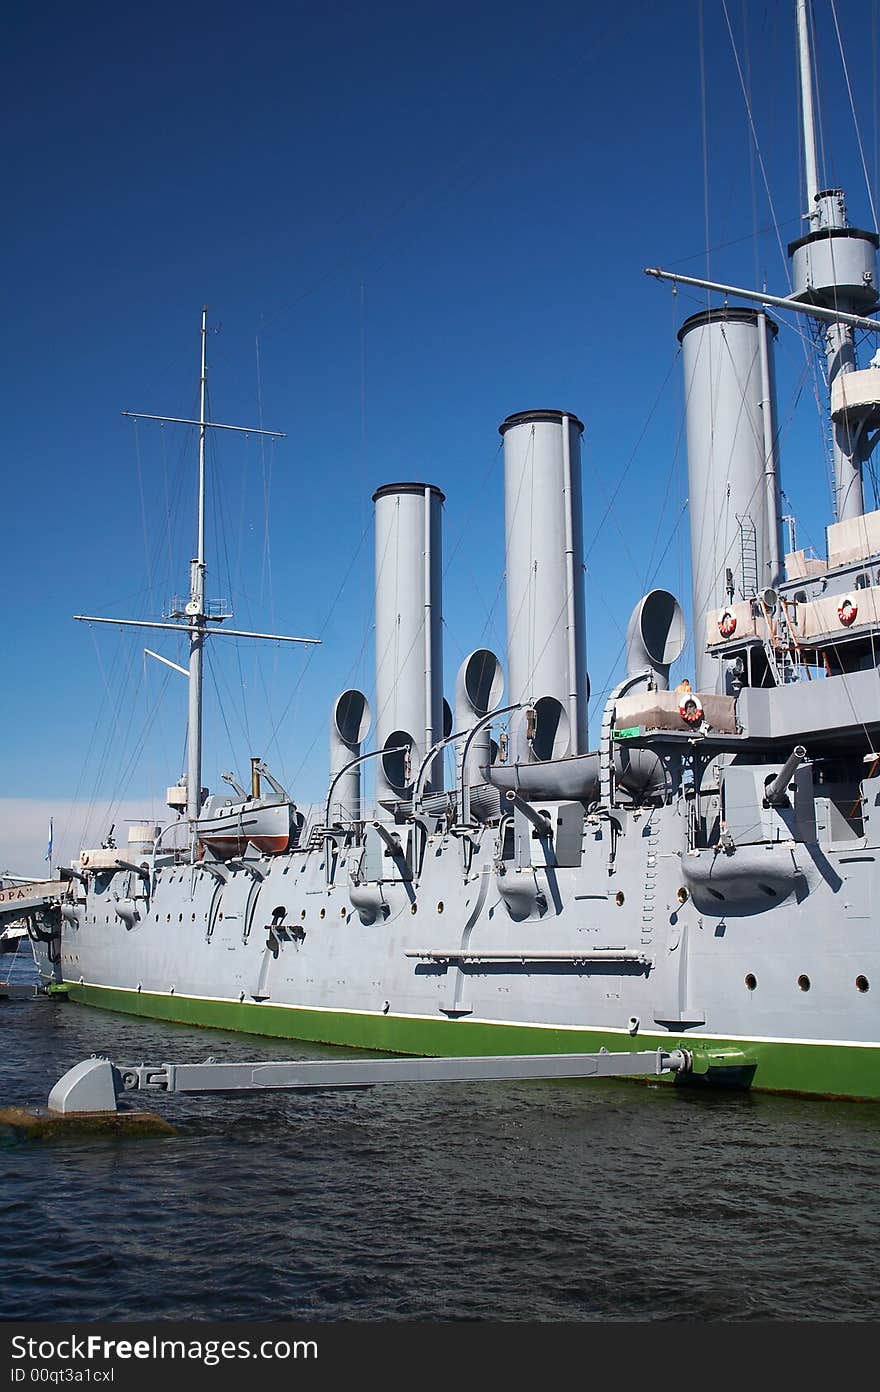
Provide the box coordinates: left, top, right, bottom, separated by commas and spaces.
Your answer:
679, 693, 704, 726
838, 596, 858, 627
718, 610, 737, 638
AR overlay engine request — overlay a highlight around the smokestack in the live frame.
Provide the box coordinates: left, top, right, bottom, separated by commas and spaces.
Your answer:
455, 648, 504, 822
373, 482, 444, 805
625, 590, 686, 691
678, 308, 782, 693
499, 410, 587, 760
328, 690, 371, 823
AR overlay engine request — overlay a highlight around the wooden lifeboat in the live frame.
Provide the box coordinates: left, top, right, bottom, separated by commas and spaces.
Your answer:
196, 797, 296, 860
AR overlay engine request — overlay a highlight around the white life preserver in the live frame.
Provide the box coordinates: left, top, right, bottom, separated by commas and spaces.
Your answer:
679, 693, 704, 726
718, 610, 737, 638
838, 595, 858, 627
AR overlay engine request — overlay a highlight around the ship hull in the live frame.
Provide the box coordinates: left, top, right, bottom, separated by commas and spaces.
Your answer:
44, 791, 880, 1102
61, 980, 880, 1100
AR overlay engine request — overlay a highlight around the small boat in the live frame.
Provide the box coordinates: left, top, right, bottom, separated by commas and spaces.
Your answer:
196, 762, 304, 859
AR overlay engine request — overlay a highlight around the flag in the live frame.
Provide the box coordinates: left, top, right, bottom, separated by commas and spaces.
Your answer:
45, 818, 53, 867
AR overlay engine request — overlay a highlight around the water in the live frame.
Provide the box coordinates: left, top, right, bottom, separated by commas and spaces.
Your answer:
2, 951, 879, 1322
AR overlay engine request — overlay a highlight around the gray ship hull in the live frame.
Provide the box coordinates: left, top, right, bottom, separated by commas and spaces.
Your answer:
43, 778, 880, 1100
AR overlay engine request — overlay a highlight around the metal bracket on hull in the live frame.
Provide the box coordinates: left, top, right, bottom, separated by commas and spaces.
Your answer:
46, 1048, 697, 1115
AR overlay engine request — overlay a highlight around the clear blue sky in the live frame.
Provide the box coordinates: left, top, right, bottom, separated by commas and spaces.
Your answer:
3, 0, 878, 871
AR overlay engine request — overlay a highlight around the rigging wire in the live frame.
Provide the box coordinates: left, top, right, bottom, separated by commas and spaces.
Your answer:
583, 353, 679, 562
204, 641, 250, 758
741, 0, 761, 292
71, 425, 190, 850
637, 386, 689, 590
203, 385, 255, 755
587, 501, 690, 723
720, 0, 793, 290
868, 1, 874, 215
439, 446, 509, 666
699, 2, 845, 526
206, 643, 246, 773
133, 419, 153, 598
100, 665, 174, 831
289, 606, 376, 795
667, 218, 802, 270
262, 518, 373, 770
698, 0, 711, 297
249, 336, 278, 765
830, 0, 879, 233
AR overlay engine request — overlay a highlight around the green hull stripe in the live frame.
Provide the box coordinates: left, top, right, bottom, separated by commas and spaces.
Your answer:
65, 982, 880, 1101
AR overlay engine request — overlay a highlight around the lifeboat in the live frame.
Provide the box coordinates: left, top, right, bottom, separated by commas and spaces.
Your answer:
196, 796, 298, 860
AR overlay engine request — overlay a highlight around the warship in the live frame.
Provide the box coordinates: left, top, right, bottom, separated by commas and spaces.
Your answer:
17, 2, 880, 1100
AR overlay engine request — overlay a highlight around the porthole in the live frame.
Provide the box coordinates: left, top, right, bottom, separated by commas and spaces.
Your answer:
411, 903, 418, 915
300, 909, 306, 920
191, 914, 196, 922
745, 973, 757, 991
178, 914, 183, 922
437, 901, 444, 914
320, 908, 326, 920
615, 891, 625, 907
677, 887, 689, 904
798, 974, 811, 992
856, 975, 870, 993
340, 908, 347, 919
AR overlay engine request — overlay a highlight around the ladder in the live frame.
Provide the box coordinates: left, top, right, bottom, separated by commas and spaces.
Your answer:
738, 514, 759, 599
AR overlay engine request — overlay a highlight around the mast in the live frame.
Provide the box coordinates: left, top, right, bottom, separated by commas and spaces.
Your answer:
790, 0, 879, 522
187, 307, 209, 823
796, 0, 820, 223
75, 311, 320, 852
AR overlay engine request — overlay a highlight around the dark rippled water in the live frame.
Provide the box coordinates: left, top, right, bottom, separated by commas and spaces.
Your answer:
2, 951, 879, 1323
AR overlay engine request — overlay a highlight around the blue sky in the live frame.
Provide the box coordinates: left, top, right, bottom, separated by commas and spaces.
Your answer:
3, 0, 878, 872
